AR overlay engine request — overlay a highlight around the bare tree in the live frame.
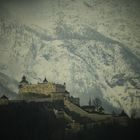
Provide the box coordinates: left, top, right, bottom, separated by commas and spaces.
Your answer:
93, 98, 102, 112
88, 98, 92, 106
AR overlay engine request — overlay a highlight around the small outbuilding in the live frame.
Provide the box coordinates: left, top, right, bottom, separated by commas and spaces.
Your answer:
0, 95, 9, 105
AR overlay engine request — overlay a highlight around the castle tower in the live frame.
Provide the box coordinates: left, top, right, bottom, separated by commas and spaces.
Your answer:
19, 75, 29, 87
43, 77, 48, 83
64, 82, 66, 90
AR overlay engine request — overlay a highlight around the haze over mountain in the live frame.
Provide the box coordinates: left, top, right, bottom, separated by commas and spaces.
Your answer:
0, 0, 140, 117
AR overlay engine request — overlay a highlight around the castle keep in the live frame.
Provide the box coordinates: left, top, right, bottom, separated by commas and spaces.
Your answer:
19, 76, 69, 100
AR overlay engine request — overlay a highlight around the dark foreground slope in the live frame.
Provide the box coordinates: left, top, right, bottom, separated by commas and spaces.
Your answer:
0, 101, 66, 140
77, 120, 140, 140
0, 101, 140, 140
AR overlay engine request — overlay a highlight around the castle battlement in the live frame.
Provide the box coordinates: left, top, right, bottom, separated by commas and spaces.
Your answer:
18, 76, 69, 100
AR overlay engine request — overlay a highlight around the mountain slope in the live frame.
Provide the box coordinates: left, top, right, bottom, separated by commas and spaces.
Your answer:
0, 72, 17, 98
0, 18, 140, 117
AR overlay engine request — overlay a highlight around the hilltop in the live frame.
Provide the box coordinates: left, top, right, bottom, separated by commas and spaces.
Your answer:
0, 100, 139, 140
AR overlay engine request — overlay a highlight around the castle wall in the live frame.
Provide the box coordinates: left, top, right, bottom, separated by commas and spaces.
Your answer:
19, 82, 68, 100
51, 92, 65, 100
19, 83, 56, 95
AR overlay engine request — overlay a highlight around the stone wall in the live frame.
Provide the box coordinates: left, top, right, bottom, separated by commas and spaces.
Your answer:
19, 82, 56, 95
18, 82, 68, 101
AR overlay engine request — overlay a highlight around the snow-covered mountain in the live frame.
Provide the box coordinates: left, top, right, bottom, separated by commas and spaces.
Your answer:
4, 0, 139, 59
0, 17, 140, 117
0, 0, 140, 117
0, 72, 17, 98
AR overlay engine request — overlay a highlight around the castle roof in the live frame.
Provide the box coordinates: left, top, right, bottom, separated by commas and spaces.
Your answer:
65, 90, 70, 94
43, 77, 48, 83
20, 75, 28, 84
0, 95, 9, 100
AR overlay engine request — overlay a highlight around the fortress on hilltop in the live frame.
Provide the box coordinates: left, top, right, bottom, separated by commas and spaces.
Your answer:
19, 75, 69, 100
18, 75, 79, 105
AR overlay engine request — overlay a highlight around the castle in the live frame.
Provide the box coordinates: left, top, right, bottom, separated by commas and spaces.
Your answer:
18, 76, 79, 105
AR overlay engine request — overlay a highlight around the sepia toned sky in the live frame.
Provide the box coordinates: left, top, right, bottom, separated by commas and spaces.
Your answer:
0, 0, 140, 50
